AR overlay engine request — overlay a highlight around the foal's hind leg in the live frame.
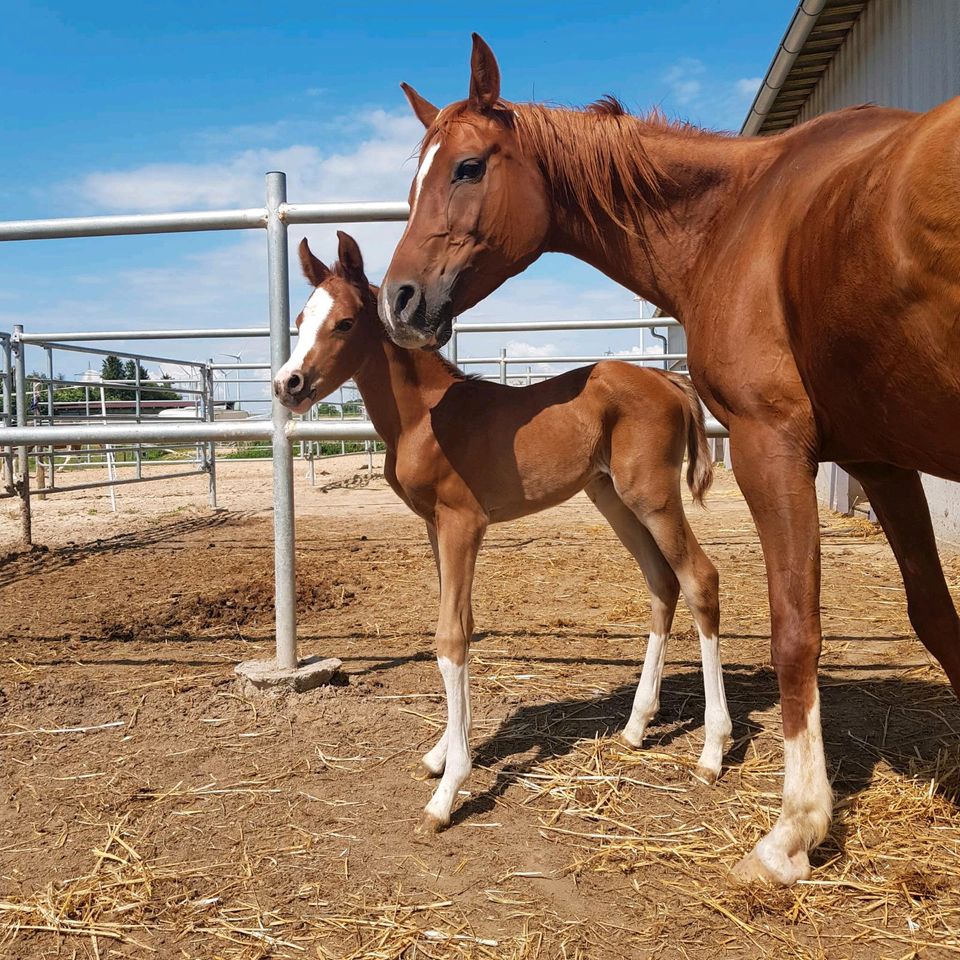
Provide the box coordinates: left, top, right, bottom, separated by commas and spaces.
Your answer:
586, 476, 679, 747
845, 463, 960, 693
610, 469, 731, 783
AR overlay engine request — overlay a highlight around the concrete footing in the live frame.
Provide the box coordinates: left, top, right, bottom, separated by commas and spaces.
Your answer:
235, 655, 342, 695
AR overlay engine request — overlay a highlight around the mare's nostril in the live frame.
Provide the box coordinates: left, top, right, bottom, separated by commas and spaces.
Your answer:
286, 371, 304, 394
394, 284, 416, 319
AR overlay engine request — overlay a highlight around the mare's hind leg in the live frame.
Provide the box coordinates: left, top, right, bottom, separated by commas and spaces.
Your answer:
585, 476, 679, 747
609, 467, 731, 783
845, 463, 960, 693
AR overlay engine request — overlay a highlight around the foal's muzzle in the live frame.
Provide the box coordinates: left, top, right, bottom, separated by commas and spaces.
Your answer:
273, 368, 313, 414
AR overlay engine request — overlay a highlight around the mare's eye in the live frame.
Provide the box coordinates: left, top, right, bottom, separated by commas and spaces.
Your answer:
335, 319, 354, 332
454, 158, 485, 182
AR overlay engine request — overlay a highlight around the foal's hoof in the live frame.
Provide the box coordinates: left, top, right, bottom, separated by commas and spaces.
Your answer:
412, 762, 442, 782
692, 765, 719, 786
620, 726, 648, 749
415, 812, 447, 836
730, 848, 810, 887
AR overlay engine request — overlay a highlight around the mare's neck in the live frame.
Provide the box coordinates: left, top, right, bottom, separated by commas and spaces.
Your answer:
524, 106, 775, 318
351, 318, 461, 450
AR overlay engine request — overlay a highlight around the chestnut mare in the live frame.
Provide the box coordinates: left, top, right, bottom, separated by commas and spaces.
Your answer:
379, 36, 960, 882
275, 232, 731, 832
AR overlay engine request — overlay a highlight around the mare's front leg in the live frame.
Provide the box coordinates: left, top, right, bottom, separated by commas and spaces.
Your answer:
420, 510, 486, 832
728, 419, 833, 885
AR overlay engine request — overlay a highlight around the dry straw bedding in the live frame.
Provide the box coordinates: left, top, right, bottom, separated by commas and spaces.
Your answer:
0, 469, 958, 958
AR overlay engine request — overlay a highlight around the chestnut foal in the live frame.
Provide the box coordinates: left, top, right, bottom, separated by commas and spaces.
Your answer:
275, 233, 730, 831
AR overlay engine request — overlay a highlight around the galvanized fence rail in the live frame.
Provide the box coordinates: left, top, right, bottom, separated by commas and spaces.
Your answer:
0, 171, 725, 680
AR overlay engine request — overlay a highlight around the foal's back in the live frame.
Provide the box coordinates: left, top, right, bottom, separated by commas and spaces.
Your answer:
419, 360, 694, 522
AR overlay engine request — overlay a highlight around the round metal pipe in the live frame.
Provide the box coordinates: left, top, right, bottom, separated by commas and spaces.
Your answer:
453, 318, 680, 332
0, 208, 267, 242
267, 172, 299, 672
281, 201, 409, 224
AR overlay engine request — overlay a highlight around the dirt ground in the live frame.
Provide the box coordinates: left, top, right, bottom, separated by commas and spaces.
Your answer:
0, 457, 959, 959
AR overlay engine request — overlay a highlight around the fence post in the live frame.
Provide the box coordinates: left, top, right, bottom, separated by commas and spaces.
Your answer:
44, 346, 55, 492
204, 360, 218, 509
134, 361, 143, 479
499, 347, 507, 385
2, 335, 13, 494
12, 325, 31, 547
266, 171, 298, 672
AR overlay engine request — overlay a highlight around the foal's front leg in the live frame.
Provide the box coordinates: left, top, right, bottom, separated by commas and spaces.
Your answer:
417, 521, 449, 779
420, 511, 485, 832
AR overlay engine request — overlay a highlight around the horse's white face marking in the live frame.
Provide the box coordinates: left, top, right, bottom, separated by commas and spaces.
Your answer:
412, 141, 441, 215
279, 287, 334, 382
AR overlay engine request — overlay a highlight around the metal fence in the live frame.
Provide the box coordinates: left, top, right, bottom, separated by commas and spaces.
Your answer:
0, 171, 724, 678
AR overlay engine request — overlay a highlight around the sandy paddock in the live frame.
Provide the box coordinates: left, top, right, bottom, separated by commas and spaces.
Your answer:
0, 457, 958, 958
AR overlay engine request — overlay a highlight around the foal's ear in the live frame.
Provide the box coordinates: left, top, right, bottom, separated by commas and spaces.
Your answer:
336, 231, 366, 285
401, 82, 439, 129
298, 238, 330, 287
469, 33, 501, 111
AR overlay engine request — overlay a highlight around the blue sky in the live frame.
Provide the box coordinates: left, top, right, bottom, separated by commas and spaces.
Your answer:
1, 0, 794, 396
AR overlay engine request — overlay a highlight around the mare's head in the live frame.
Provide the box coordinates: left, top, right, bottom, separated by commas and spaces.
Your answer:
380, 34, 551, 349
273, 232, 379, 414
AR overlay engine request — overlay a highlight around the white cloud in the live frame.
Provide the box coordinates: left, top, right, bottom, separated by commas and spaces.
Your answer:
735, 77, 762, 100
504, 340, 559, 359
70, 110, 423, 213
663, 58, 706, 106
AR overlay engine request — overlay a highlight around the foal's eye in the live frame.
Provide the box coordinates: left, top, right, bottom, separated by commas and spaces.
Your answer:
453, 158, 485, 182
334, 319, 354, 332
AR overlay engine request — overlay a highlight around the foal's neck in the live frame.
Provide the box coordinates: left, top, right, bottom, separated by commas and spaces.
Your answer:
351, 312, 462, 450
525, 106, 775, 318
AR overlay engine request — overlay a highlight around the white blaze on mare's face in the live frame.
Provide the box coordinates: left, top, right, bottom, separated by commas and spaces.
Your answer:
412, 141, 441, 215
280, 286, 334, 382
380, 140, 441, 334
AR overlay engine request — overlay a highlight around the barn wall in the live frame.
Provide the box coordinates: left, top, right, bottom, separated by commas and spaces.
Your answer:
798, 0, 960, 121
795, 0, 960, 547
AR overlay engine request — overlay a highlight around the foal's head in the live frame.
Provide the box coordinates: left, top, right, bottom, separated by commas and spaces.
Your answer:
273, 232, 379, 414
380, 34, 551, 349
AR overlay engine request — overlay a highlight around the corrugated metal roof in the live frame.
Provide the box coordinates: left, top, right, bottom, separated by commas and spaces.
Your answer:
746, 0, 868, 135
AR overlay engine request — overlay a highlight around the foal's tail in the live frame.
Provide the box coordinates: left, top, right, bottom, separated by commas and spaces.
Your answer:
662, 371, 713, 506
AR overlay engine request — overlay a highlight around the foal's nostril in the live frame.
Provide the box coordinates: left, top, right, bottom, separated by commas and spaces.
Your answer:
286, 371, 304, 395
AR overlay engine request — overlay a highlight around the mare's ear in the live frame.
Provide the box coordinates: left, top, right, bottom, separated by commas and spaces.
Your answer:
401, 82, 439, 128
298, 238, 330, 286
468, 33, 501, 111
336, 231, 366, 285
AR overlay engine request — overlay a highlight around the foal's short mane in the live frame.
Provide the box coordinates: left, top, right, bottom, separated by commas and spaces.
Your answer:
427, 97, 728, 245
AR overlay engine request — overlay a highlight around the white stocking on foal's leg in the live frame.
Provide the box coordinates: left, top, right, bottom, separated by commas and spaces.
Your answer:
422, 656, 472, 830
419, 513, 484, 832
694, 627, 732, 784
623, 631, 668, 747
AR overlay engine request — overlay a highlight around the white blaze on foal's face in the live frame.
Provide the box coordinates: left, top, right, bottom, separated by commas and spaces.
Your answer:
287, 286, 334, 374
